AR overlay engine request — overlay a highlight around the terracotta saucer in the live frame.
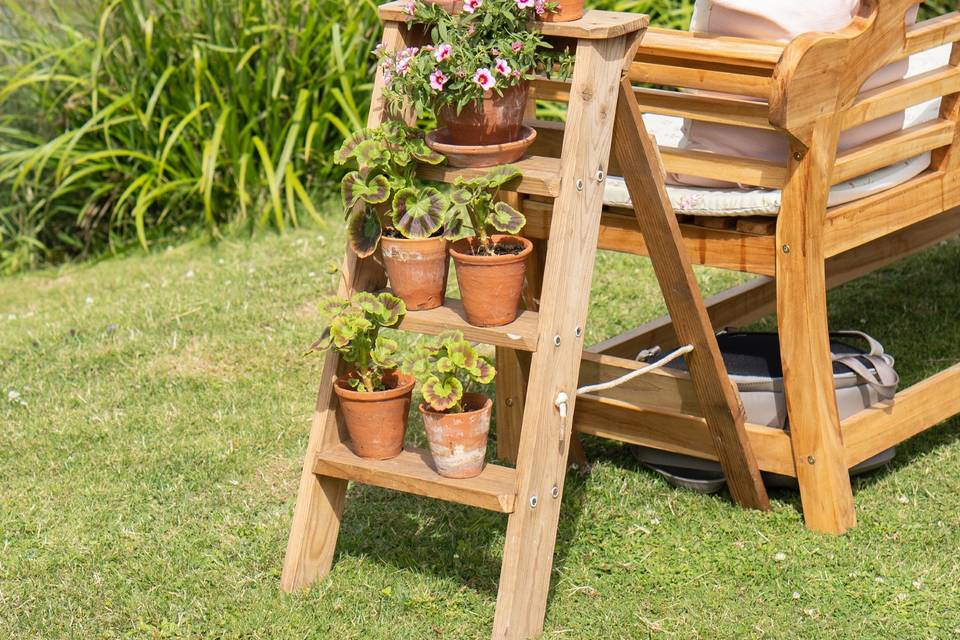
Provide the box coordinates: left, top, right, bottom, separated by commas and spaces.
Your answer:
425, 126, 538, 169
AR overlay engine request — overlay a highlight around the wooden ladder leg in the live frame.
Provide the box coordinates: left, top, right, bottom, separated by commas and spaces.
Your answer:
491, 33, 640, 640
778, 118, 856, 534
280, 20, 410, 591
610, 78, 770, 510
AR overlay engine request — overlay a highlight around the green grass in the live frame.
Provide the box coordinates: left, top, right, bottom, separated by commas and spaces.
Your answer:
2, 213, 960, 638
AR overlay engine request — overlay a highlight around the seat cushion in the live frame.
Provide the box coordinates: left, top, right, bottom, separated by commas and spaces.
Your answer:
603, 44, 950, 217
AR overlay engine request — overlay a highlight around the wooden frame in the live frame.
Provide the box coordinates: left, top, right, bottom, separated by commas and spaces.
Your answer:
282, 2, 960, 637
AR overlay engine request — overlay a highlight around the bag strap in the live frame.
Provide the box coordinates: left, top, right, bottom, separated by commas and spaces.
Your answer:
829, 331, 899, 394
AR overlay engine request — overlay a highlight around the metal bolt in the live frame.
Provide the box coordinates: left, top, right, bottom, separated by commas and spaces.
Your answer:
551, 485, 560, 499
596, 170, 605, 183
576, 179, 584, 191
554, 335, 562, 347
529, 496, 539, 508
807, 456, 816, 465
782, 244, 791, 254
575, 327, 583, 338
793, 151, 803, 161
505, 398, 514, 407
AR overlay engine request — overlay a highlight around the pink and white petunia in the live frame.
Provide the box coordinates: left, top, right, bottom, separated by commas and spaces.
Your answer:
435, 43, 453, 62
402, 0, 415, 14
429, 69, 449, 91
516, 0, 535, 8
494, 58, 512, 76
473, 68, 496, 91
511, 41, 524, 53
463, 0, 482, 13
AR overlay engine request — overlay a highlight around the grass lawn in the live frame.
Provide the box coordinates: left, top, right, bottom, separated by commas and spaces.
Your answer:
2, 216, 960, 639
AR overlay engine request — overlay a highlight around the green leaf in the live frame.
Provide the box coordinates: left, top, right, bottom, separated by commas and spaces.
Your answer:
319, 295, 349, 318
334, 128, 374, 165
483, 165, 522, 189
473, 358, 496, 384
371, 336, 399, 369
491, 201, 526, 234
449, 188, 472, 206
347, 206, 382, 258
422, 375, 464, 412
341, 171, 366, 210
377, 292, 406, 327
353, 292, 384, 316
393, 187, 446, 239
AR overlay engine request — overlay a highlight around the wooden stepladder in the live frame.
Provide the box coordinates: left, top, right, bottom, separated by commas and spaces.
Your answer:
282, 6, 769, 638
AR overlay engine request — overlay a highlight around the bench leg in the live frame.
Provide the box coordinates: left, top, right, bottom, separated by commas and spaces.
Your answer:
777, 118, 856, 534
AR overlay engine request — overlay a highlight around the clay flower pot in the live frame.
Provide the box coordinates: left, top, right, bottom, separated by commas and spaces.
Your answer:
334, 371, 415, 460
450, 234, 533, 327
539, 0, 585, 22
381, 235, 450, 311
438, 82, 530, 146
420, 393, 493, 479
423, 0, 461, 12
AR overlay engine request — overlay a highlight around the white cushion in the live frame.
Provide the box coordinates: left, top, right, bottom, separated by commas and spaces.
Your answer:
603, 45, 951, 217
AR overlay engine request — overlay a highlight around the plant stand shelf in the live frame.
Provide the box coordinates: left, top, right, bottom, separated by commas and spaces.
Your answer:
280, 4, 770, 639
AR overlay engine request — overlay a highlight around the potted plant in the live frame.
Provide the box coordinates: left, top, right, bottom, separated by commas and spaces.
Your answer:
539, 1, 584, 22
378, 0, 557, 166
311, 290, 413, 460
335, 121, 451, 310
403, 331, 496, 478
444, 165, 532, 327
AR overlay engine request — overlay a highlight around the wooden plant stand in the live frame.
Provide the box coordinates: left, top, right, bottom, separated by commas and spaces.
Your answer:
280, 6, 773, 638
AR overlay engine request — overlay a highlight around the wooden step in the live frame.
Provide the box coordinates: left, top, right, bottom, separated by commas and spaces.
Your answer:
397, 296, 540, 351
417, 156, 562, 198
315, 443, 518, 513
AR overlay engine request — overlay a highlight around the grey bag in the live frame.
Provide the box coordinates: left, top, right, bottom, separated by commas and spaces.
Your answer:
633, 331, 900, 493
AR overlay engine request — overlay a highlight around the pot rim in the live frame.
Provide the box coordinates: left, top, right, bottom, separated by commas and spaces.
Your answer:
449, 234, 533, 266
418, 392, 493, 418
334, 371, 415, 402
426, 125, 537, 155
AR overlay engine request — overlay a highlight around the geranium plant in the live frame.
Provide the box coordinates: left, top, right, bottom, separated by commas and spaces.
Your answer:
377, 0, 567, 116
444, 165, 526, 254
311, 291, 407, 393
335, 120, 447, 257
402, 330, 496, 412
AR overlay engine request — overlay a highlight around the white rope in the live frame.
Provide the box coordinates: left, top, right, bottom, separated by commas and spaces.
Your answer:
575, 344, 695, 396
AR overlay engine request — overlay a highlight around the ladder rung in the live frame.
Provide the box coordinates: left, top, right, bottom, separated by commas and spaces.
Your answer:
397, 297, 540, 351
417, 155, 562, 198
315, 443, 518, 513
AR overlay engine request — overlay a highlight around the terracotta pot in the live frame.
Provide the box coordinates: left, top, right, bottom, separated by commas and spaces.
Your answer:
539, 0, 585, 22
420, 393, 493, 479
450, 234, 533, 327
438, 82, 530, 146
381, 235, 450, 311
334, 371, 415, 460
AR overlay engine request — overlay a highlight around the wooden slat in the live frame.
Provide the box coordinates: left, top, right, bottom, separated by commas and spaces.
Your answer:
660, 146, 787, 189
522, 200, 778, 276
315, 444, 518, 513
842, 364, 960, 468
832, 119, 955, 185
630, 59, 772, 99
578, 352, 702, 416
638, 28, 784, 70
397, 297, 540, 351
573, 396, 796, 477
843, 66, 960, 130
417, 155, 561, 198
377, 2, 649, 40
531, 81, 776, 130
903, 12, 960, 57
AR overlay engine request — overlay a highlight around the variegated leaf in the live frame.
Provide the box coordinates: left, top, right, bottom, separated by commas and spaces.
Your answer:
422, 375, 464, 412
377, 293, 406, 326
449, 188, 472, 206
334, 128, 374, 165
319, 295, 350, 318
353, 292, 384, 316
491, 201, 526, 234
436, 357, 455, 373
340, 171, 365, 210
363, 175, 391, 205
347, 206, 382, 258
483, 165, 522, 189
473, 358, 497, 384
393, 187, 446, 239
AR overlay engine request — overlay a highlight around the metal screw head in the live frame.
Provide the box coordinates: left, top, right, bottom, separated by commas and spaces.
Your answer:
793, 151, 803, 161
807, 456, 816, 465
782, 244, 791, 254
505, 398, 514, 407
554, 335, 562, 347
529, 496, 539, 508
575, 327, 583, 338
551, 485, 560, 499
576, 179, 584, 191
596, 170, 605, 182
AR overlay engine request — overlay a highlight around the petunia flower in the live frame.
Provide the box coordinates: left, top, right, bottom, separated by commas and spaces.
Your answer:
435, 43, 453, 62
463, 0, 482, 13
494, 58, 512, 76
516, 0, 535, 8
430, 69, 449, 91
473, 68, 496, 90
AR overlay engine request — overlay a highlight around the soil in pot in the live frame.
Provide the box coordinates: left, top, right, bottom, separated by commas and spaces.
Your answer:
334, 371, 415, 460
438, 82, 529, 146
420, 393, 493, 479
450, 234, 533, 327
381, 232, 450, 311
539, 0, 585, 22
